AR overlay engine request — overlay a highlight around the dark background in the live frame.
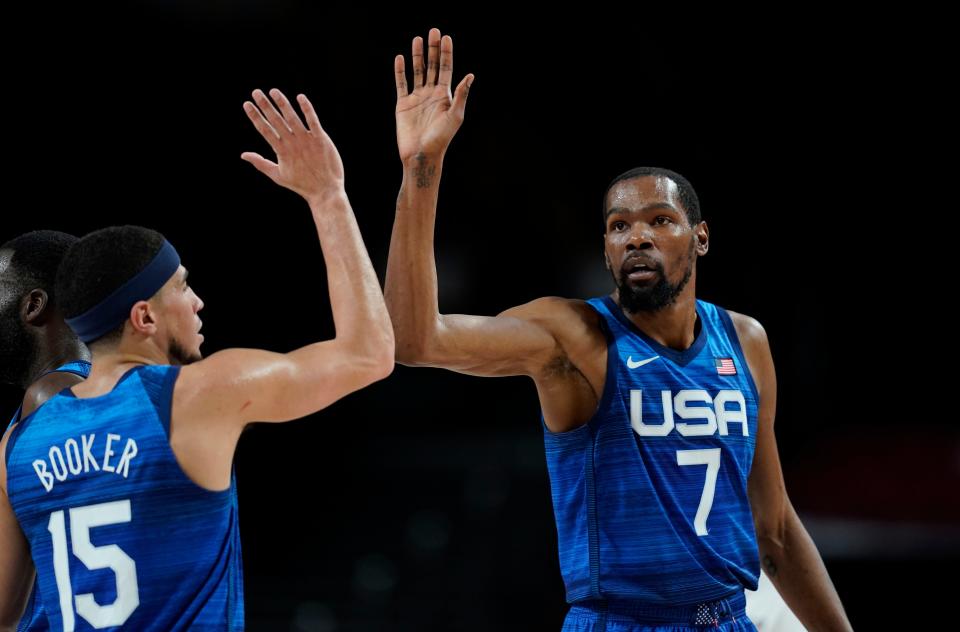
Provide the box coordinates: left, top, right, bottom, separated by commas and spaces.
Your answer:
2, 4, 955, 630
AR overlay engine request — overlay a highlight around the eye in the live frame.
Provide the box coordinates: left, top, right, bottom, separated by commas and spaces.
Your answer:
610, 220, 627, 232
655, 216, 672, 225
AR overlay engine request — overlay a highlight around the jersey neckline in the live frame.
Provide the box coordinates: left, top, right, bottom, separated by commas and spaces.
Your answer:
60, 365, 143, 400
600, 295, 708, 367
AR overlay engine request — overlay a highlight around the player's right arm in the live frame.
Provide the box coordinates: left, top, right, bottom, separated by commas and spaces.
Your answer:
175, 89, 394, 428
384, 28, 563, 378
0, 426, 34, 630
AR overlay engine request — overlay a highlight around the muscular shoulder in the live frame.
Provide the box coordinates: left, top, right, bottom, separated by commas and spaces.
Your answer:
21, 371, 84, 418
725, 309, 775, 399
725, 310, 769, 353
500, 296, 604, 349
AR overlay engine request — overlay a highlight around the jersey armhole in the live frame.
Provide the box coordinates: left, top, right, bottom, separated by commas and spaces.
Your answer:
141, 365, 182, 438
716, 306, 761, 402
585, 300, 621, 421
4, 407, 28, 470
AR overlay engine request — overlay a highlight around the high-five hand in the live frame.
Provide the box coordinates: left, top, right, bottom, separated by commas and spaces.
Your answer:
242, 88, 345, 202
395, 27, 474, 161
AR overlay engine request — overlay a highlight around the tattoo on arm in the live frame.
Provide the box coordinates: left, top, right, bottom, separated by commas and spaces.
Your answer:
414, 153, 436, 189
762, 554, 778, 577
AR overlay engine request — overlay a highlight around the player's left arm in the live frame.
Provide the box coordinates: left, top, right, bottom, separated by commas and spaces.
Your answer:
0, 425, 35, 629
731, 311, 853, 632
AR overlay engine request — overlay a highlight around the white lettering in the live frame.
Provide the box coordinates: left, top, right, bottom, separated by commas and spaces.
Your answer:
630, 389, 748, 439
102, 434, 120, 473
675, 390, 718, 437
65, 439, 83, 476
49, 446, 68, 481
33, 460, 55, 492
715, 390, 749, 436
630, 389, 675, 436
82, 434, 99, 472
116, 439, 138, 479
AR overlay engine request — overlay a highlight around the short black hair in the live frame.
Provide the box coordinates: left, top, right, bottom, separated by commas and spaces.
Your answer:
603, 167, 701, 227
56, 226, 167, 343
1, 230, 78, 305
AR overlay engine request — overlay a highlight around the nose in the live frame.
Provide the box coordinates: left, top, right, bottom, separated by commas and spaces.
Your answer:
625, 222, 654, 251
193, 291, 204, 313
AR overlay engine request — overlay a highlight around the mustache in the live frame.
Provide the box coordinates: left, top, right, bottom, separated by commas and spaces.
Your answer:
621, 254, 663, 273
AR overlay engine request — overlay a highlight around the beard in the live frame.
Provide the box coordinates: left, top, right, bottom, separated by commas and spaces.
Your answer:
168, 336, 202, 366
615, 240, 696, 314
0, 301, 36, 387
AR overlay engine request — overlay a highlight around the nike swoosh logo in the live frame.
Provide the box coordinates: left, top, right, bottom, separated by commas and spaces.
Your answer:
626, 355, 660, 369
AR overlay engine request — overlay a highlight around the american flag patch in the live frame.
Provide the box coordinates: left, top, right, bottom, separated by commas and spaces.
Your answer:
715, 357, 737, 375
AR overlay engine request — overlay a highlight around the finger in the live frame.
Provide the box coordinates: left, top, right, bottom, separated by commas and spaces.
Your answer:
270, 88, 307, 134
240, 152, 280, 182
438, 34, 453, 89
252, 89, 292, 136
411, 36, 424, 91
296, 94, 325, 134
426, 28, 441, 88
242, 101, 282, 153
394, 54, 408, 99
451, 74, 473, 121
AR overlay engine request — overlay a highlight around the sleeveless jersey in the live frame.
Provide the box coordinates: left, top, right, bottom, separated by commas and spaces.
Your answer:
6, 360, 91, 632
5, 364, 244, 631
543, 296, 760, 605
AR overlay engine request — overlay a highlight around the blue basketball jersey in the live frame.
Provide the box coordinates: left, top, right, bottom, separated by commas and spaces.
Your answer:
543, 296, 760, 605
5, 364, 244, 631
5, 361, 91, 632
5, 361, 92, 433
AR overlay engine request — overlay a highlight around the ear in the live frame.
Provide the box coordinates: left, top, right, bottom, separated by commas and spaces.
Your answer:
695, 221, 709, 256
129, 300, 158, 336
22, 289, 49, 325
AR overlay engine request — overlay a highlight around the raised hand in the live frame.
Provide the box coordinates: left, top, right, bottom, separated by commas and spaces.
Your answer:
241, 89, 345, 201
395, 27, 474, 161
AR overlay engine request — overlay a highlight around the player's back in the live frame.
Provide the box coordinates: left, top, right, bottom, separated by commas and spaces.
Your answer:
5, 364, 243, 631
7, 360, 92, 632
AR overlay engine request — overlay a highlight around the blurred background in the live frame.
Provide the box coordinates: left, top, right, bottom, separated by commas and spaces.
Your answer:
2, 3, 954, 630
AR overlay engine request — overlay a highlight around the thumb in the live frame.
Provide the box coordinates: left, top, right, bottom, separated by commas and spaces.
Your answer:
240, 152, 280, 183
451, 73, 474, 121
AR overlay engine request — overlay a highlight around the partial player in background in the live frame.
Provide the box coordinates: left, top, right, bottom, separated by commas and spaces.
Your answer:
0, 229, 90, 632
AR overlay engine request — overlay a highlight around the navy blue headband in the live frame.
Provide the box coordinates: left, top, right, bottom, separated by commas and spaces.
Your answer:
66, 240, 181, 343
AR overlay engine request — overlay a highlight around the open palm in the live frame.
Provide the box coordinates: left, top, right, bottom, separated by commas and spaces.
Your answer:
395, 28, 473, 161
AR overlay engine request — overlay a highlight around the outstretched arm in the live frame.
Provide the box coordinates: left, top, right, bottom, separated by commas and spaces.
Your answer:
176, 89, 394, 429
384, 28, 561, 377
735, 313, 853, 631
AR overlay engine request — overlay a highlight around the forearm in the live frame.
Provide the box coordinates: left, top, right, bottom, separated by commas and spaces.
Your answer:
384, 151, 446, 363
757, 506, 852, 631
308, 189, 394, 365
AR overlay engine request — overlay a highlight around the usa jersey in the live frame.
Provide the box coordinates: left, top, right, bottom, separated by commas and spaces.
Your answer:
6, 361, 91, 632
5, 364, 244, 631
5, 361, 92, 433
544, 296, 760, 605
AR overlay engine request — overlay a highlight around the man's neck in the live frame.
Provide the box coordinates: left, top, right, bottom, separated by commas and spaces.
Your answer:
617, 291, 700, 352
25, 330, 90, 387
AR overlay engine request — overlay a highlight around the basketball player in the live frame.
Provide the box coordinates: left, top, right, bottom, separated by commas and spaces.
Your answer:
1, 230, 91, 631
0, 89, 394, 629
384, 28, 852, 631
